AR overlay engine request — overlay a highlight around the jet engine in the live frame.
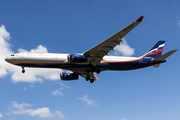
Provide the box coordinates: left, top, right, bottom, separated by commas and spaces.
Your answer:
60, 73, 79, 81
68, 54, 87, 63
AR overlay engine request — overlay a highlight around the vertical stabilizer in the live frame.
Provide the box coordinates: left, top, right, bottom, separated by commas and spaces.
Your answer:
143, 41, 165, 58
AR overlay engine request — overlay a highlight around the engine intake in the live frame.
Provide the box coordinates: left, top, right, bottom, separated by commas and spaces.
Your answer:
60, 73, 79, 81
68, 54, 87, 63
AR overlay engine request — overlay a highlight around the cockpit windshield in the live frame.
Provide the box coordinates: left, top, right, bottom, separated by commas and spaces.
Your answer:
11, 54, 14, 56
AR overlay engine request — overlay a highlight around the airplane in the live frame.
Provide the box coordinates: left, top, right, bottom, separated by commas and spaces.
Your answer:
5, 16, 177, 83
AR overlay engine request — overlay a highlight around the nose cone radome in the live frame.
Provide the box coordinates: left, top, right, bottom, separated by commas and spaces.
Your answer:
5, 57, 12, 63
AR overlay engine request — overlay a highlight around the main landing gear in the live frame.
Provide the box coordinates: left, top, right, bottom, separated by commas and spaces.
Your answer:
85, 66, 100, 83
22, 66, 25, 73
86, 76, 94, 83
90, 79, 94, 83
92, 66, 101, 74
96, 69, 101, 74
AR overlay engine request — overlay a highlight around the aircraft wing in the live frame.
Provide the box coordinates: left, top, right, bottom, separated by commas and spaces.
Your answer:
83, 16, 144, 65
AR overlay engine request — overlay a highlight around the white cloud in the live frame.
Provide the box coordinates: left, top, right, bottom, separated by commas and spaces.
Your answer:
51, 90, 63, 96
6, 112, 10, 116
12, 101, 32, 109
10, 101, 65, 118
18, 45, 48, 53
51, 82, 68, 96
23, 87, 27, 90
122, 118, 127, 120
10, 67, 62, 83
0, 25, 14, 78
0, 113, 3, 118
77, 94, 98, 106
112, 38, 135, 56
30, 85, 34, 88
0, 25, 10, 39
178, 20, 180, 27
30, 45, 48, 53
0, 25, 63, 83
58, 82, 69, 90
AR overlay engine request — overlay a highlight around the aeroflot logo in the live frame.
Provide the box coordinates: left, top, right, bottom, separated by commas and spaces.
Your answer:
144, 43, 165, 57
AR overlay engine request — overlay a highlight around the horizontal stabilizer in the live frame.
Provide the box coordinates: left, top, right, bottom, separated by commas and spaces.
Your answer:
153, 49, 177, 62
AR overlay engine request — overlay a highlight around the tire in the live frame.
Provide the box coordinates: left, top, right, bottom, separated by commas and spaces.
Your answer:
96, 69, 101, 74
22, 70, 25, 73
90, 79, 94, 83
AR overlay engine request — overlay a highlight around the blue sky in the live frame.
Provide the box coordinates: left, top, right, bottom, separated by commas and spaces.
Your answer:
0, 0, 180, 120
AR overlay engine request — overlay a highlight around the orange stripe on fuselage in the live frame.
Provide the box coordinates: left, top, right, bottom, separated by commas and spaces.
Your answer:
100, 58, 141, 64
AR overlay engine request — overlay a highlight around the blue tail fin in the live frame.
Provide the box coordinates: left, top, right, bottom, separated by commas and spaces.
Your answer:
143, 41, 165, 58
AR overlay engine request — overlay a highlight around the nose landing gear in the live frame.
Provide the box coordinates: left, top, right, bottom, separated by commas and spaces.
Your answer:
22, 66, 25, 73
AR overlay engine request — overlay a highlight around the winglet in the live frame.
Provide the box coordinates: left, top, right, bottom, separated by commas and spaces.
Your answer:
136, 16, 144, 22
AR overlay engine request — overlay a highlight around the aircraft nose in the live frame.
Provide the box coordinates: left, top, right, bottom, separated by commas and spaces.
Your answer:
5, 57, 12, 63
5, 58, 9, 62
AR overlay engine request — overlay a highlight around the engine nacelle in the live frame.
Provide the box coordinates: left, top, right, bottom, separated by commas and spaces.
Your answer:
60, 73, 79, 81
68, 54, 87, 63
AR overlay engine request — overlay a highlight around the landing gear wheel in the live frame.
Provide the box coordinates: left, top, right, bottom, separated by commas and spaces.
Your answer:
22, 69, 25, 73
96, 69, 101, 74
21, 66, 25, 73
92, 66, 101, 74
90, 79, 94, 83
86, 76, 90, 81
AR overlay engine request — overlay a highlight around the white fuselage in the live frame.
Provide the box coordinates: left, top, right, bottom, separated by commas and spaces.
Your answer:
5, 52, 139, 65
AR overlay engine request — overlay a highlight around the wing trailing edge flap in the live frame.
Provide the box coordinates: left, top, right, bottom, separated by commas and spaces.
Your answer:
153, 49, 177, 68
85, 38, 123, 65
